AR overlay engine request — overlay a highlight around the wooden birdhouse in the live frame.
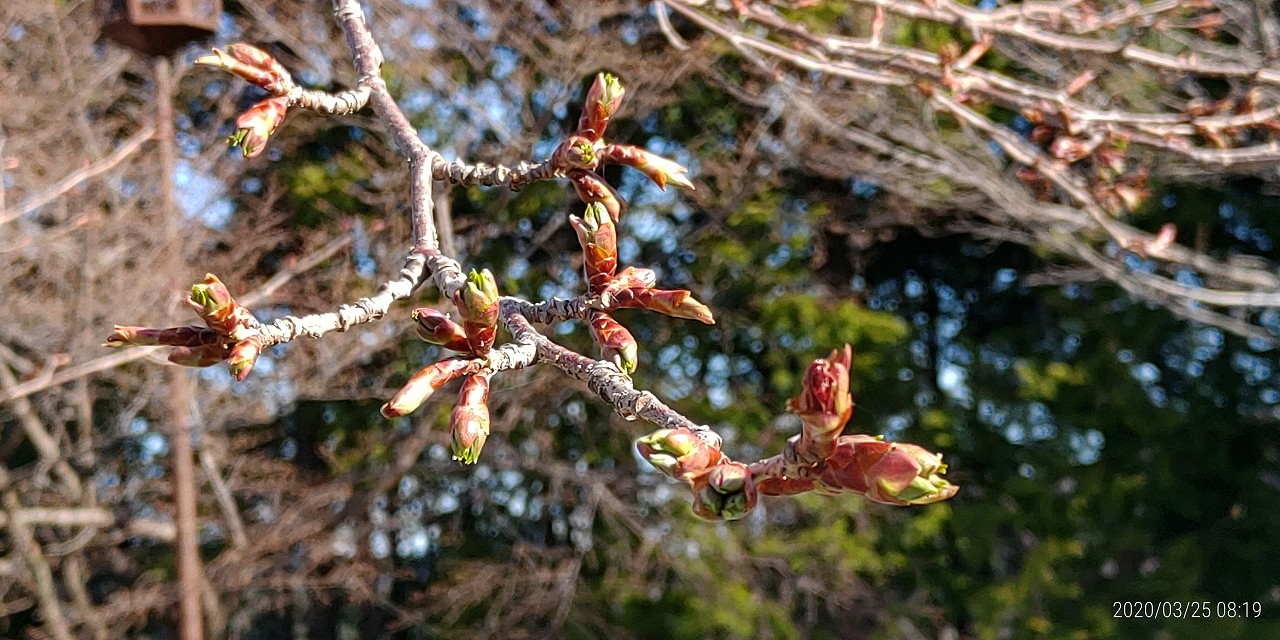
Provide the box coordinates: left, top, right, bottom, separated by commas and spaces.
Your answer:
100, 0, 221, 57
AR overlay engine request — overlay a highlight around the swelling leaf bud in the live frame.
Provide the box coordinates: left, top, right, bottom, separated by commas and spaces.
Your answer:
599, 145, 694, 191
381, 357, 477, 418
817, 435, 959, 506
587, 309, 638, 374
167, 344, 230, 368
635, 427, 724, 480
105, 325, 221, 348
453, 269, 500, 355
569, 170, 624, 222
411, 308, 471, 352
195, 44, 293, 94
689, 462, 758, 521
607, 288, 715, 325
450, 372, 492, 464
786, 345, 854, 463
577, 72, 625, 141
228, 97, 289, 159
187, 274, 256, 338
570, 203, 618, 294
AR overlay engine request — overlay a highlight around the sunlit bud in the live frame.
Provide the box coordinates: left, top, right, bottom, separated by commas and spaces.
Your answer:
569, 170, 624, 222
450, 372, 492, 464
607, 288, 714, 325
786, 345, 854, 463
380, 357, 477, 418
226, 334, 263, 382
553, 135, 601, 172
635, 427, 724, 480
577, 72, 625, 141
587, 309, 638, 374
187, 274, 256, 338
195, 44, 293, 95
167, 344, 230, 368
105, 325, 221, 348
598, 145, 694, 191
570, 202, 618, 294
689, 462, 758, 521
453, 269, 500, 355
228, 97, 289, 159
411, 308, 471, 352
816, 435, 959, 506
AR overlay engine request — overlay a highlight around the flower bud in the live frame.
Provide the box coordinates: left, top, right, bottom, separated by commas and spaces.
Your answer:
453, 269, 500, 355
577, 72, 625, 141
689, 462, 758, 521
411, 308, 471, 352
226, 335, 263, 382
105, 325, 221, 348
569, 170, 623, 222
195, 44, 293, 95
587, 309, 637, 374
381, 357, 477, 418
570, 203, 618, 294
228, 97, 289, 159
817, 435, 959, 506
187, 274, 256, 338
786, 345, 854, 463
553, 135, 601, 172
635, 427, 724, 480
598, 145, 694, 191
450, 372, 492, 464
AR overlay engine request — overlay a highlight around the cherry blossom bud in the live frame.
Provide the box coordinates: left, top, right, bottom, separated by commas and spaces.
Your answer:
577, 72, 625, 141
587, 309, 637, 374
569, 170, 623, 222
817, 435, 959, 506
553, 135, 601, 172
226, 335, 263, 382
689, 462, 758, 521
635, 427, 724, 480
598, 145, 694, 191
570, 202, 618, 294
228, 97, 289, 159
105, 325, 221, 348
187, 274, 256, 338
195, 44, 293, 95
450, 372, 492, 464
786, 345, 854, 463
453, 269, 500, 355
411, 308, 471, 352
381, 357, 477, 418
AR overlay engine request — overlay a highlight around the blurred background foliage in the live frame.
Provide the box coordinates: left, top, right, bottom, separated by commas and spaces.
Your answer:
3, 0, 1280, 638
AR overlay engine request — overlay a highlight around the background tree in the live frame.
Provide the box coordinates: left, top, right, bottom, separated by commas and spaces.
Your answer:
2, 0, 1280, 639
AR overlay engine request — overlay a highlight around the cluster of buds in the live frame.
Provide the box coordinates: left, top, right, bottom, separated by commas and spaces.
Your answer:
636, 345, 958, 521
1018, 111, 1152, 216
552, 73, 694, 221
106, 274, 265, 381
196, 44, 294, 158
382, 270, 502, 464
568, 189, 712, 374
636, 427, 758, 521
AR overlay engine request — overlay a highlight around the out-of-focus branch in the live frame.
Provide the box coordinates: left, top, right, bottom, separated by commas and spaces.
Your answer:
0, 227, 356, 406
662, 0, 1280, 339
0, 121, 156, 227
4, 492, 74, 640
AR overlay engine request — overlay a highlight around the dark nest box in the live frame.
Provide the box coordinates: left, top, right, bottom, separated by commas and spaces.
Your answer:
100, 0, 221, 57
